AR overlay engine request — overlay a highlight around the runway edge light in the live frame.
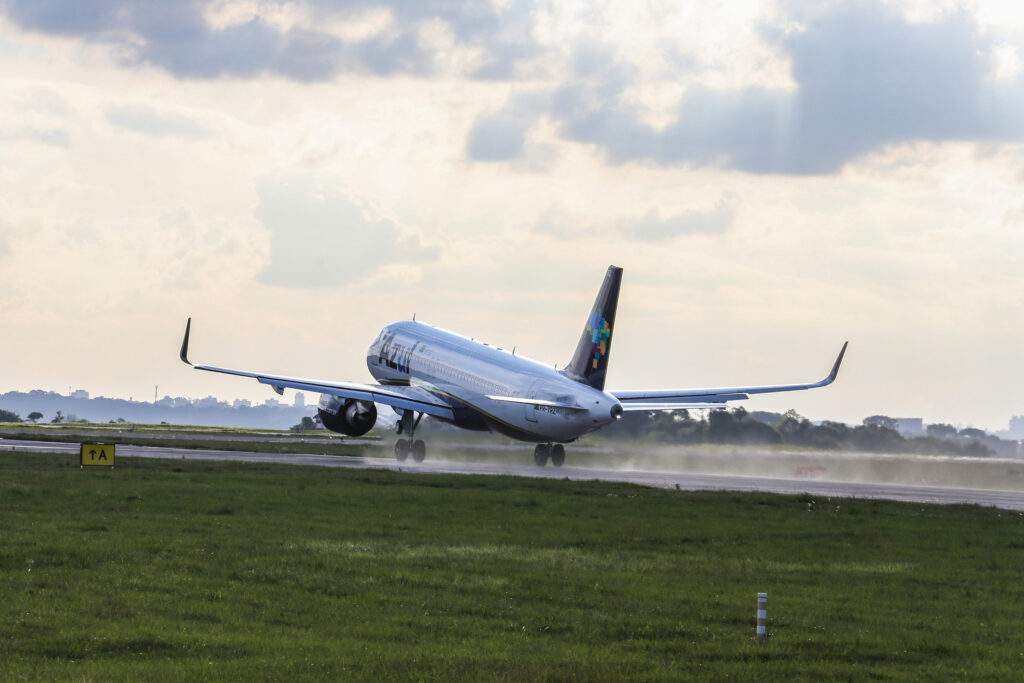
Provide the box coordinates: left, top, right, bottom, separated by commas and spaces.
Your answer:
80, 443, 115, 469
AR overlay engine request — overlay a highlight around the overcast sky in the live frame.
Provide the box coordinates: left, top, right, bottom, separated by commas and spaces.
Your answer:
1, 0, 1022, 431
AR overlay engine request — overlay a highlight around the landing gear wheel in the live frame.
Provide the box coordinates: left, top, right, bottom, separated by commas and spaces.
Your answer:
550, 444, 565, 467
411, 439, 426, 463
533, 443, 549, 467
395, 439, 410, 462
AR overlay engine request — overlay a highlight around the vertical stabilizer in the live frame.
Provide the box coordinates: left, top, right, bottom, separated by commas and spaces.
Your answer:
565, 266, 622, 391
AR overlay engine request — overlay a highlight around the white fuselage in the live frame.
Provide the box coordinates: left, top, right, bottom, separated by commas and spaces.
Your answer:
365, 320, 622, 442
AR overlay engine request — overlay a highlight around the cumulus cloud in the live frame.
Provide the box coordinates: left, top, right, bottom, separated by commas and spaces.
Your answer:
0, 0, 538, 81
254, 176, 438, 288
105, 104, 212, 138
8, 1, 1023, 176
467, 1, 1024, 175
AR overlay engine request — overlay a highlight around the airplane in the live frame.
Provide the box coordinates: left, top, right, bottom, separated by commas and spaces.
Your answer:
179, 265, 847, 467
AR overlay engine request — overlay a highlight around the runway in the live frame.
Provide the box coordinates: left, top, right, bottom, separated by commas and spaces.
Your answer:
5, 437, 1024, 511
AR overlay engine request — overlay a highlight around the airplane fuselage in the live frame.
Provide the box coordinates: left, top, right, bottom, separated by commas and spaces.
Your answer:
363, 320, 622, 442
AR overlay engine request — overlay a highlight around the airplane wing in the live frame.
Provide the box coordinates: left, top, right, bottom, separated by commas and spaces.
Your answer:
179, 319, 456, 420
611, 342, 847, 412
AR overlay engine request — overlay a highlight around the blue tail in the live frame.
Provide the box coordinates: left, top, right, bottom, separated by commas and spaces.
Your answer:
564, 266, 622, 391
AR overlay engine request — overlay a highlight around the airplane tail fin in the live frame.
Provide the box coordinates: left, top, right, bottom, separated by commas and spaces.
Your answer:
564, 265, 622, 391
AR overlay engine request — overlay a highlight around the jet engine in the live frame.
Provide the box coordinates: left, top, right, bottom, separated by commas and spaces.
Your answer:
317, 396, 377, 437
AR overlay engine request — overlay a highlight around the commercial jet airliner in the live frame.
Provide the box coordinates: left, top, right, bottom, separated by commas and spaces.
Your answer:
180, 266, 846, 466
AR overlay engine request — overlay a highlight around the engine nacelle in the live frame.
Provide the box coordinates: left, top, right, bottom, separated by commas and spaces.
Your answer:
317, 395, 377, 437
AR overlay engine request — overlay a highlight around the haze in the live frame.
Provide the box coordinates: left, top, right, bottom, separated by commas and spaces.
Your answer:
0, 0, 1021, 432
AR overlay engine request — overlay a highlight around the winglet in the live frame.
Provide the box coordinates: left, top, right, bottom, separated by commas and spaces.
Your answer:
826, 341, 848, 383
180, 318, 193, 366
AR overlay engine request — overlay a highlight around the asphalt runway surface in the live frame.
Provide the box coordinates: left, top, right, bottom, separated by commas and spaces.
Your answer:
5, 437, 1024, 511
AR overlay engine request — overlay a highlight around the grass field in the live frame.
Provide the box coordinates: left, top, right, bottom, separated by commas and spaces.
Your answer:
2, 451, 1023, 680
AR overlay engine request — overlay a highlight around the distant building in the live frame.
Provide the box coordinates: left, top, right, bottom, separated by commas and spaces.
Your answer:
70, 390, 89, 400
1008, 415, 1024, 439
232, 398, 252, 409
895, 418, 924, 437
264, 398, 280, 407
294, 392, 306, 408
156, 395, 193, 408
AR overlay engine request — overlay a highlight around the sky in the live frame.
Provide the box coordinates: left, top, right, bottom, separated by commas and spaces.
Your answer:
0, 0, 1022, 431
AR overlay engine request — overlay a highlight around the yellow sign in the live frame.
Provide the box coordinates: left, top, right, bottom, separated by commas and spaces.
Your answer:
80, 443, 115, 468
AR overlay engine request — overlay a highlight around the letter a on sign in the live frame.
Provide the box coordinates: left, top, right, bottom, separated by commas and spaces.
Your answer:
80, 443, 116, 468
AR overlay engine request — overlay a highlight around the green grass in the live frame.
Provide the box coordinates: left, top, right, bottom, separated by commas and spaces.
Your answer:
2, 452, 1023, 680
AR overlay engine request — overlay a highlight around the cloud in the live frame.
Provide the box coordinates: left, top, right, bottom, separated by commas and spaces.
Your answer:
105, 104, 212, 138
622, 196, 738, 241
254, 176, 438, 288
465, 110, 529, 161
468, 1, 1024, 175
534, 194, 737, 242
0, 0, 539, 81
13, 87, 71, 116
0, 127, 70, 146
135, 19, 347, 81
465, 88, 557, 162
531, 210, 591, 240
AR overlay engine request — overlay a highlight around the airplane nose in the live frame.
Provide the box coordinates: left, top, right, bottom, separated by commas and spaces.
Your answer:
610, 403, 623, 420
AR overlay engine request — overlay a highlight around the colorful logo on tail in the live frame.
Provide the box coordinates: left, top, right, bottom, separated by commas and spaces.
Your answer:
587, 310, 612, 369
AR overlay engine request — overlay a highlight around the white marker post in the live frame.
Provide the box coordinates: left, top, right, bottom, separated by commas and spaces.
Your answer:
756, 592, 767, 643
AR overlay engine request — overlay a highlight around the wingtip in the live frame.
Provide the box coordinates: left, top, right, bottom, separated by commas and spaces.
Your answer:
828, 341, 848, 382
180, 317, 193, 366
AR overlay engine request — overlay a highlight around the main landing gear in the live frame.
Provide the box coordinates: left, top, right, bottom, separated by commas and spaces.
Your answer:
394, 411, 426, 463
533, 443, 565, 467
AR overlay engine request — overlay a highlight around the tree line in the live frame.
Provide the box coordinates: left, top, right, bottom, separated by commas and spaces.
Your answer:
599, 407, 1007, 457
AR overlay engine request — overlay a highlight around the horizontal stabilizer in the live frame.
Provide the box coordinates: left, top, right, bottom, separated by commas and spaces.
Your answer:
614, 392, 749, 403
620, 402, 728, 412
485, 395, 587, 411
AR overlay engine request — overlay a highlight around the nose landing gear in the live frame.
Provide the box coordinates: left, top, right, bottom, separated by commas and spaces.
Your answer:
533, 443, 565, 467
